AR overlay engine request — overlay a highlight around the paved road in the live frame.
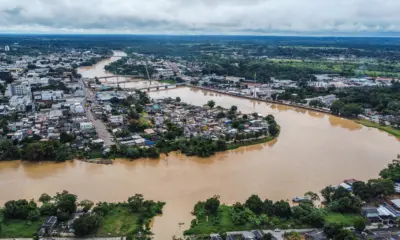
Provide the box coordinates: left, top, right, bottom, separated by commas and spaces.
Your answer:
0, 238, 125, 240
227, 228, 317, 240
79, 78, 113, 147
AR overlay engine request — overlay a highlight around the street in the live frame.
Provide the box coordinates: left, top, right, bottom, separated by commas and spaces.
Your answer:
79, 78, 114, 147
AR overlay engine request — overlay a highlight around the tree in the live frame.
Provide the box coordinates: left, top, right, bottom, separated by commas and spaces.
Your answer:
54, 191, 77, 214
79, 200, 94, 212
176, 97, 181, 102
265, 115, 275, 125
39, 193, 52, 203
207, 100, 216, 109
284, 231, 302, 240
330, 100, 345, 115
27, 209, 40, 221
268, 123, 279, 136
304, 191, 320, 202
273, 200, 291, 218
353, 217, 366, 232
72, 214, 100, 236
245, 195, 264, 215
321, 186, 335, 203
55, 145, 71, 162
352, 181, 369, 200
60, 132, 75, 143
204, 195, 220, 215
230, 105, 238, 113
367, 178, 395, 199
323, 222, 344, 239
40, 203, 57, 216
3, 199, 31, 219
309, 100, 325, 108
263, 233, 274, 240
128, 194, 144, 213
0, 140, 20, 160
380, 162, 400, 182
340, 104, 364, 117
263, 199, 274, 216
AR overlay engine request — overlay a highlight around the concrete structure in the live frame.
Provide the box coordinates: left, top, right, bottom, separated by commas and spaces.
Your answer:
34, 90, 64, 101
79, 122, 94, 130
7, 81, 31, 96
156, 68, 174, 78
9, 95, 32, 112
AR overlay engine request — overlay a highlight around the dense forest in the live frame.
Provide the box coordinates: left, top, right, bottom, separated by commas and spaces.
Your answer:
2, 35, 400, 60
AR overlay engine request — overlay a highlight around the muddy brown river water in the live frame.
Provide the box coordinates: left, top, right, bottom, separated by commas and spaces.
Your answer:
0, 51, 399, 239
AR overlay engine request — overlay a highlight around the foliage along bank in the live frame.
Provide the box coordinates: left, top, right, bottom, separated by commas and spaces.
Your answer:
185, 156, 400, 238
0, 191, 165, 239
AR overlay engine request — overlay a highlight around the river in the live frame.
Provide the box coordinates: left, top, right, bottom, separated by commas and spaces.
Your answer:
1, 52, 399, 239
77, 51, 164, 89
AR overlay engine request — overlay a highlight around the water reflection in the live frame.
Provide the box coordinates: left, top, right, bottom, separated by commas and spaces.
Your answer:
0, 54, 398, 239
328, 115, 362, 131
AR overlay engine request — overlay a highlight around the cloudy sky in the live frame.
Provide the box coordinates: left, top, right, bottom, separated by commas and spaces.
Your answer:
0, 0, 400, 35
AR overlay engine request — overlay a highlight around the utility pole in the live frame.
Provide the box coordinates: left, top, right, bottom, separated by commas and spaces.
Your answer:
145, 63, 151, 85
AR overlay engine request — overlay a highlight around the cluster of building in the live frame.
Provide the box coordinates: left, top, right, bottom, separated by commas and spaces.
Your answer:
148, 97, 270, 141
0, 50, 110, 149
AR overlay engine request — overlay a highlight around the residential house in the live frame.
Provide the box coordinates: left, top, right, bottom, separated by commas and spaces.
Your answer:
9, 95, 32, 112
79, 122, 94, 131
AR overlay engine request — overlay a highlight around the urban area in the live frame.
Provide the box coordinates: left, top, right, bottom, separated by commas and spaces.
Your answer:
0, 35, 399, 240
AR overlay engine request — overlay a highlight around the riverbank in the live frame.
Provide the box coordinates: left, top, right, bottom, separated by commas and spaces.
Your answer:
355, 120, 400, 138
0, 192, 164, 239
227, 126, 280, 150
188, 85, 400, 139
189, 85, 331, 114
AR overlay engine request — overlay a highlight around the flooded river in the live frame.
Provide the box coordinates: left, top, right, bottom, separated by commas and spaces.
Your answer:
1, 52, 399, 239
78, 51, 163, 89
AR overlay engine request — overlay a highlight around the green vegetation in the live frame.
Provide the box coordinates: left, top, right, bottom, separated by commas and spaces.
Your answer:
158, 79, 176, 84
105, 57, 155, 77
356, 120, 400, 138
324, 213, 361, 227
185, 157, 400, 236
0, 139, 75, 162
185, 194, 322, 236
379, 155, 400, 182
95, 206, 139, 237
0, 192, 164, 238
0, 218, 44, 238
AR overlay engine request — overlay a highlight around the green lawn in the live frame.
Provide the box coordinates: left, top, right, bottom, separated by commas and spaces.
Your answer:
0, 218, 44, 238
324, 212, 360, 227
95, 206, 139, 236
158, 79, 176, 84
184, 205, 251, 235
356, 120, 400, 138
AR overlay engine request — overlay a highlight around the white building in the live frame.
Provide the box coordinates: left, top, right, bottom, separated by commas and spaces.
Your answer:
7, 81, 31, 96
109, 115, 124, 125
33, 90, 64, 101
9, 95, 32, 112
306, 94, 337, 106
79, 122, 94, 130
70, 103, 85, 114
155, 68, 174, 78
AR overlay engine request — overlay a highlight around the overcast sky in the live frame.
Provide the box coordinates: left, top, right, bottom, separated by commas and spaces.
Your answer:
1, 0, 400, 36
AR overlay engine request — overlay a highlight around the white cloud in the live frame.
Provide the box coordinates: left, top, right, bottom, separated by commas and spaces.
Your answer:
0, 0, 400, 35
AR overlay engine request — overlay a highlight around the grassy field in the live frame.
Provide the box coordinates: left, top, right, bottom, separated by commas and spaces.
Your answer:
324, 212, 361, 227
227, 135, 276, 150
0, 218, 44, 238
184, 205, 251, 235
356, 120, 400, 138
158, 79, 176, 84
95, 206, 139, 236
